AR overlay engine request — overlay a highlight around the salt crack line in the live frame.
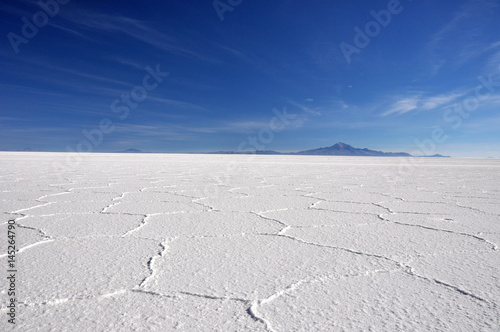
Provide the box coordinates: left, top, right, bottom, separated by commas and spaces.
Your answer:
16, 221, 52, 239
17, 223, 54, 244
293, 187, 311, 192
101, 201, 122, 213
377, 214, 498, 251
258, 208, 289, 214
401, 264, 490, 304
257, 277, 309, 306
379, 192, 406, 201
191, 197, 221, 212
99, 289, 128, 298
262, 232, 402, 267
177, 291, 249, 303
149, 179, 170, 184
137, 240, 168, 288
168, 192, 200, 199
432, 279, 488, 303
249, 273, 371, 331
0, 290, 130, 311
278, 226, 291, 235
130, 289, 177, 299
308, 199, 327, 209
0, 297, 71, 311
111, 192, 130, 201
0, 239, 54, 258
392, 221, 499, 251
372, 202, 394, 214
122, 214, 152, 237
455, 202, 492, 215
250, 269, 401, 325
37, 190, 72, 201
310, 206, 380, 215
17, 239, 55, 254
0, 220, 56, 257
248, 302, 277, 332
73, 184, 112, 190
191, 197, 209, 203
11, 201, 54, 214
251, 211, 288, 229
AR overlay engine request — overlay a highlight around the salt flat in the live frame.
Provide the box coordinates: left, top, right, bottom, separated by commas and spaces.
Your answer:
1, 152, 499, 331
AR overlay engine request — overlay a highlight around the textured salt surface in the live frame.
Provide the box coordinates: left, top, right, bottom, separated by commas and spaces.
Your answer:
0, 152, 499, 331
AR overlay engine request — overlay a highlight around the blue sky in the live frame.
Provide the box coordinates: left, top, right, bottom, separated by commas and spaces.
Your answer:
1, 0, 499, 157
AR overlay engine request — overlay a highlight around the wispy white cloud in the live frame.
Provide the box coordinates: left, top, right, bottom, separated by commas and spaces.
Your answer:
147, 97, 208, 113
420, 93, 465, 110
111, 57, 148, 71
286, 99, 321, 115
58, 11, 217, 63
472, 94, 500, 108
113, 119, 290, 139
54, 65, 131, 87
392, 4, 500, 116
381, 92, 465, 116
187, 117, 307, 135
215, 44, 264, 69
381, 97, 420, 116
0, 116, 27, 121
484, 45, 500, 73
0, 2, 33, 17
426, 0, 499, 73
3, 56, 131, 89
0, 125, 77, 145
113, 124, 198, 141
219, 120, 276, 133
47, 22, 92, 40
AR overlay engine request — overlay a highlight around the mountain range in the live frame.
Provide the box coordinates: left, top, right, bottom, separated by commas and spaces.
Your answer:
3, 143, 450, 157
209, 142, 450, 157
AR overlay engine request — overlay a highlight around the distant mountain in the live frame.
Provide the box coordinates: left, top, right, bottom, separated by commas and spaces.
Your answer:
116, 148, 146, 153
419, 154, 450, 158
1, 144, 451, 157
207, 150, 282, 155
208, 142, 453, 157
295, 142, 411, 157
0, 147, 41, 152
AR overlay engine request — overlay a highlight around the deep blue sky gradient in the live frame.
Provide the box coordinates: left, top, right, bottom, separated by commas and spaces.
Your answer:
1, 0, 499, 156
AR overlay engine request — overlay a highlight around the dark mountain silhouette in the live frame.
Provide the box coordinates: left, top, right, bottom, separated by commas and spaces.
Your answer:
212, 142, 411, 156
2, 144, 450, 157
295, 142, 411, 156
420, 154, 450, 158
116, 148, 146, 153
210, 142, 450, 157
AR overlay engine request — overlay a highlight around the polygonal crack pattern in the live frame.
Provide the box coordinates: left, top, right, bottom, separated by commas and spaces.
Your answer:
1, 153, 499, 331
